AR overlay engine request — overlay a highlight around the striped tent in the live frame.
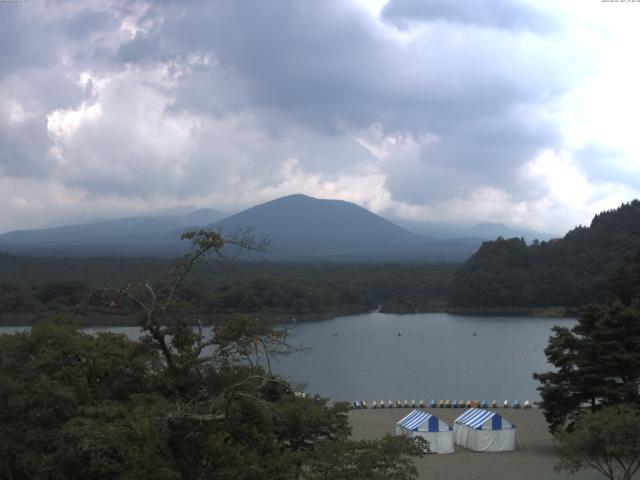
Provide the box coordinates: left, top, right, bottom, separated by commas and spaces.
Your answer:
395, 409, 454, 454
453, 408, 516, 452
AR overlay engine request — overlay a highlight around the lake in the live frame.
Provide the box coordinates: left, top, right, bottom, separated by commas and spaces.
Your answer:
0, 312, 573, 403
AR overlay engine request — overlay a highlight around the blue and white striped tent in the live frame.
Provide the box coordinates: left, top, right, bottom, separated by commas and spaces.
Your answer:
396, 410, 454, 454
453, 408, 516, 452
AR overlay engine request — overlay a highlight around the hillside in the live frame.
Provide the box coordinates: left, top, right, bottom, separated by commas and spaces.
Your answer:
0, 209, 225, 256
213, 194, 475, 260
449, 200, 640, 310
395, 219, 553, 242
0, 194, 478, 261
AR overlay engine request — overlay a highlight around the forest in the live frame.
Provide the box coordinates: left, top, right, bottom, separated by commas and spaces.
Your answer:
2, 200, 640, 324
450, 200, 640, 311
0, 255, 456, 325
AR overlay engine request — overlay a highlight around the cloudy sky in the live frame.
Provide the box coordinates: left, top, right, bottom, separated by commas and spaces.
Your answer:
1, 0, 640, 234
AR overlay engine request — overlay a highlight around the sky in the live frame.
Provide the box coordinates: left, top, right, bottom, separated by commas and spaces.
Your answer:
1, 0, 640, 234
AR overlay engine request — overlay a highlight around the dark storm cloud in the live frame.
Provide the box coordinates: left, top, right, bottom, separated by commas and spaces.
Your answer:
1, 0, 610, 234
0, 8, 53, 77
115, 33, 159, 64
61, 9, 114, 39
145, 0, 554, 131
0, 65, 88, 178
110, 0, 570, 201
382, 0, 556, 32
384, 109, 560, 204
0, 1, 126, 180
0, 116, 52, 178
157, 1, 392, 133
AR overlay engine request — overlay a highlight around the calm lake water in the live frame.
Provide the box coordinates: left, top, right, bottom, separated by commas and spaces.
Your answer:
0, 312, 574, 403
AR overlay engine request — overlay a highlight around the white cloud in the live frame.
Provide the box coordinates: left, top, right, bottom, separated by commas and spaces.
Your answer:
1, 0, 640, 235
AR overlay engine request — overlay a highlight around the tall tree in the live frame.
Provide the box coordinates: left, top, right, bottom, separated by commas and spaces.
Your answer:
534, 300, 640, 432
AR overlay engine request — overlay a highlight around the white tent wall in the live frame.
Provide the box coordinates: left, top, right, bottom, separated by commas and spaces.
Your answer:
453, 424, 516, 452
395, 410, 454, 454
453, 408, 517, 452
411, 430, 455, 454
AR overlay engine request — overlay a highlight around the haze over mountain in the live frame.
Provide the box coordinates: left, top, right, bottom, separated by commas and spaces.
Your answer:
394, 219, 554, 242
0, 209, 225, 256
35, 207, 225, 231
211, 194, 477, 260
0, 194, 530, 260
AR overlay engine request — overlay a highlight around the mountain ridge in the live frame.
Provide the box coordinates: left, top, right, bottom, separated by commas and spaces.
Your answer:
0, 194, 518, 261
211, 194, 428, 258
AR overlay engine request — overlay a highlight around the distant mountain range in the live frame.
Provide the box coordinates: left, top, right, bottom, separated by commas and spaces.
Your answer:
0, 194, 545, 261
393, 219, 554, 242
0, 209, 225, 257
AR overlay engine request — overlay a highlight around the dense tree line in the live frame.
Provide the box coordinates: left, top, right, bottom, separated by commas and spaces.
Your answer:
0, 255, 456, 324
205, 278, 375, 316
450, 200, 640, 309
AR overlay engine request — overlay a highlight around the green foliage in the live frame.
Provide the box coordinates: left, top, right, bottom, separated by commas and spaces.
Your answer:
609, 250, 640, 306
206, 277, 375, 316
451, 200, 640, 309
33, 281, 88, 305
534, 300, 640, 432
0, 321, 167, 480
0, 283, 33, 313
0, 254, 456, 325
534, 250, 640, 434
556, 405, 640, 480
0, 229, 424, 480
304, 434, 424, 480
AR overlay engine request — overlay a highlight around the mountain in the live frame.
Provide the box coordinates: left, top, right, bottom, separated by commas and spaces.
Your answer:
0, 194, 477, 260
450, 200, 640, 309
394, 219, 554, 242
176, 208, 225, 226
211, 194, 479, 260
469, 222, 521, 239
0, 209, 225, 256
213, 194, 415, 257
469, 222, 555, 242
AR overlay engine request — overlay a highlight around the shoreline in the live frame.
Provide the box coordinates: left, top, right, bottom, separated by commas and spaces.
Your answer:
445, 306, 579, 318
0, 306, 578, 328
0, 308, 372, 328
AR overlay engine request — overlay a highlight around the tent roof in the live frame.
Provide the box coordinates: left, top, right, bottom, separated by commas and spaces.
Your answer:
454, 408, 509, 430
397, 410, 441, 431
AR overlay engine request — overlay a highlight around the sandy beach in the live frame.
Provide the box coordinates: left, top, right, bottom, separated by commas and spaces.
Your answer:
349, 408, 601, 480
